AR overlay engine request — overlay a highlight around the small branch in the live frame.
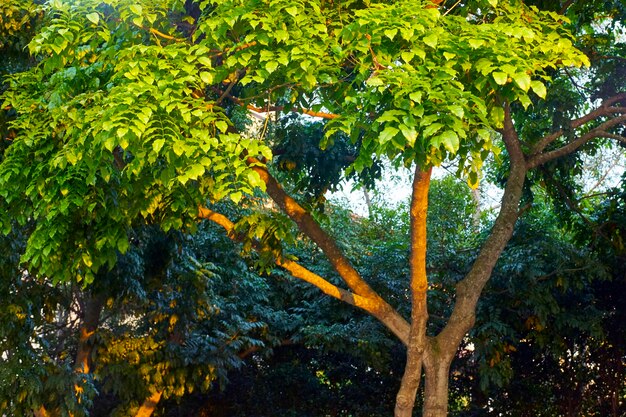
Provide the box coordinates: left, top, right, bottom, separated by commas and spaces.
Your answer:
436, 104, 528, 356
560, 0, 575, 14
229, 95, 339, 119
530, 93, 626, 156
443, 0, 463, 16
215, 72, 241, 105
528, 114, 626, 168
595, 131, 626, 143
148, 27, 183, 42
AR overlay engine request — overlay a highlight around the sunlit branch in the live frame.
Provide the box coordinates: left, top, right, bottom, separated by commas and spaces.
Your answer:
196, 207, 374, 312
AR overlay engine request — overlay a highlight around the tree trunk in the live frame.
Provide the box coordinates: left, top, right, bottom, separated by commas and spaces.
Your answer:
72, 293, 104, 411
75, 294, 104, 374
134, 391, 163, 417
395, 167, 432, 417
363, 188, 373, 218
422, 348, 452, 417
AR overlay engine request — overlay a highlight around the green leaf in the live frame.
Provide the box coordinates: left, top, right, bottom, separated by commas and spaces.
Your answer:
530, 80, 547, 98
200, 71, 213, 84
379, 126, 399, 144
438, 130, 459, 153
399, 124, 418, 146
513, 72, 531, 92
86, 12, 100, 25
490, 106, 505, 128
215, 120, 228, 133
384, 28, 398, 40
82, 253, 93, 268
469, 38, 484, 49
153, 139, 165, 153
130, 4, 143, 15
285, 6, 298, 17
230, 191, 243, 204
173, 141, 185, 156
447, 105, 464, 119
198, 56, 212, 67
488, 0, 498, 6
367, 76, 383, 86
423, 33, 438, 49
117, 237, 129, 253
188, 163, 205, 180
423, 122, 443, 138
409, 91, 422, 103
265, 61, 279, 73
517, 92, 532, 109
492, 72, 508, 85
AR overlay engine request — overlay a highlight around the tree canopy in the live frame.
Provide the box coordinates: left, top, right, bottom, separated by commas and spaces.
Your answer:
1, 0, 624, 416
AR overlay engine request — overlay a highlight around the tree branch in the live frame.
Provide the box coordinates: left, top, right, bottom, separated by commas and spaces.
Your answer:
238, 99, 340, 120
528, 114, 626, 168
197, 206, 410, 344
530, 93, 626, 156
560, 0, 575, 14
436, 104, 528, 356
247, 160, 387, 302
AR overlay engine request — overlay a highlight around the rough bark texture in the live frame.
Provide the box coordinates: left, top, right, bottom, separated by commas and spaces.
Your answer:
422, 346, 452, 417
395, 167, 432, 417
134, 391, 163, 417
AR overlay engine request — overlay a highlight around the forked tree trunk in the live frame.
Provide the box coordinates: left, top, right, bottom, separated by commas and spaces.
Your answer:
397, 106, 529, 416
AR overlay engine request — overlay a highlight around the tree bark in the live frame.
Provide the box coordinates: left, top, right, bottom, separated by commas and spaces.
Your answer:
422, 343, 452, 417
134, 391, 163, 417
395, 167, 432, 417
74, 293, 104, 374
420, 104, 529, 416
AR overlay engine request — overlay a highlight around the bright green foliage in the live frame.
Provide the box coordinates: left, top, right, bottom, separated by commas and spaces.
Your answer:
0, 0, 589, 286
0, 0, 270, 284
0, 1, 617, 415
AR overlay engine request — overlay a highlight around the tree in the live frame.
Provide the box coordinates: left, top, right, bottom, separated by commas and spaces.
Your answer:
1, 0, 624, 416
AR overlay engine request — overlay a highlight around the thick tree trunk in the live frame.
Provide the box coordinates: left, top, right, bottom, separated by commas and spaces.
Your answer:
422, 348, 452, 417
134, 391, 163, 417
395, 167, 432, 417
